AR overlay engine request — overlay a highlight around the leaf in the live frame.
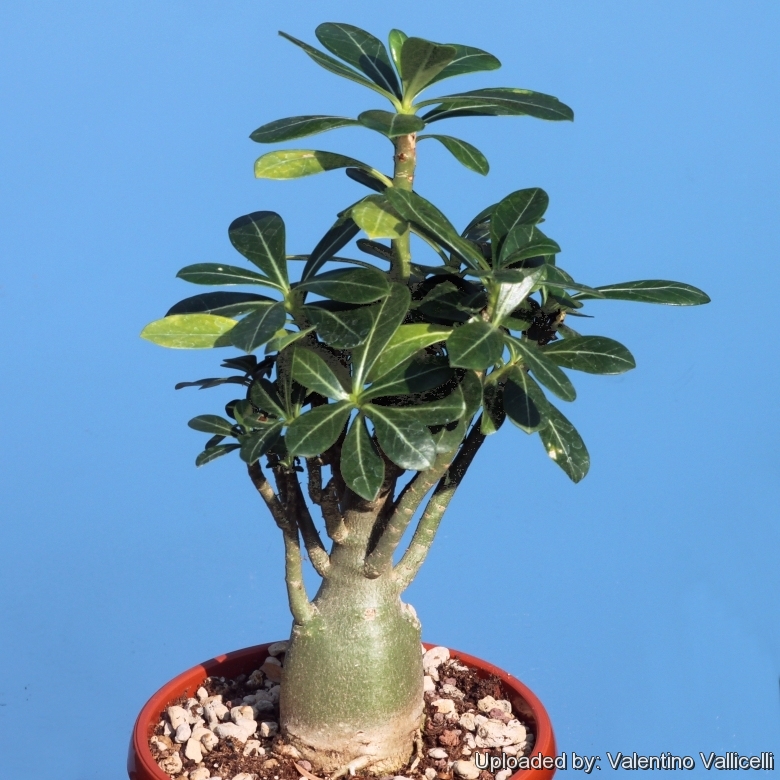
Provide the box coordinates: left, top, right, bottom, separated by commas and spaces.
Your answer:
539, 403, 589, 482
303, 302, 375, 348
228, 302, 287, 353
459, 370, 484, 419
358, 110, 425, 137
418, 134, 489, 175
425, 43, 501, 86
383, 189, 487, 271
364, 355, 453, 399
250, 115, 359, 143
316, 23, 401, 99
384, 384, 466, 425
249, 377, 287, 418
500, 231, 561, 267
399, 37, 457, 100
431, 418, 467, 454
265, 326, 315, 354
175, 376, 247, 390
367, 323, 451, 381
176, 263, 282, 291
285, 401, 352, 457
228, 212, 288, 290
508, 336, 576, 402
388, 29, 407, 71
166, 291, 276, 318
341, 414, 385, 501
364, 404, 436, 470
254, 150, 378, 182
480, 383, 505, 435
356, 238, 395, 263
302, 217, 360, 280
540, 264, 601, 296
292, 347, 350, 400
239, 421, 285, 464
492, 267, 543, 323
504, 368, 545, 433
350, 284, 411, 386
141, 314, 236, 349
541, 336, 636, 375
188, 415, 237, 435
297, 266, 390, 304
490, 188, 549, 257
574, 280, 711, 305
420, 88, 574, 123
447, 320, 504, 370
346, 167, 388, 193
279, 31, 397, 101
351, 195, 407, 239
196, 443, 241, 467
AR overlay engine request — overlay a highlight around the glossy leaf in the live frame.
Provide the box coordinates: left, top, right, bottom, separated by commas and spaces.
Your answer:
175, 376, 247, 391
249, 377, 286, 418
480, 383, 505, 435
388, 29, 407, 71
166, 292, 276, 318
358, 110, 424, 137
341, 414, 385, 501
365, 404, 436, 470
364, 356, 453, 399
575, 280, 711, 305
501, 233, 561, 267
541, 265, 602, 296
188, 415, 236, 435
367, 323, 451, 381
421, 88, 574, 123
228, 302, 286, 353
425, 43, 501, 86
508, 336, 576, 401
351, 195, 407, 239
504, 368, 544, 433
228, 212, 288, 290
447, 320, 504, 370
384, 189, 487, 271
431, 418, 467, 454
491, 188, 549, 256
302, 217, 360, 280
196, 443, 240, 467
539, 403, 589, 482
292, 347, 350, 400
399, 37, 457, 99
239, 421, 285, 464
254, 150, 377, 181
384, 384, 466, 425
541, 336, 636, 375
492, 268, 543, 323
345, 167, 387, 193
460, 370, 484, 420
176, 263, 281, 290
250, 115, 359, 143
303, 302, 375, 349
418, 134, 489, 175
316, 23, 401, 99
297, 266, 390, 304
141, 314, 236, 349
285, 401, 352, 457
265, 327, 314, 354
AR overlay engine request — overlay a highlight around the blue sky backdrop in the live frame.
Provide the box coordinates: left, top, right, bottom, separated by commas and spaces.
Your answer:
0, 2, 778, 778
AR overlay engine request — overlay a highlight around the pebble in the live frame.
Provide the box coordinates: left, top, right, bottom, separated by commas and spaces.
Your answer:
427, 748, 448, 760
423, 675, 436, 693
189, 769, 210, 780
151, 735, 172, 752
262, 758, 279, 769
157, 752, 183, 775
204, 698, 229, 726
243, 740, 264, 757
496, 771, 512, 780
260, 658, 283, 683
440, 684, 464, 699
422, 646, 449, 681
424, 769, 437, 780
246, 669, 264, 689
214, 722, 253, 743
231, 705, 255, 723
259, 721, 278, 738
184, 737, 203, 763
233, 774, 258, 780
477, 696, 511, 715
267, 641, 288, 656
167, 706, 189, 730
196, 687, 209, 702
452, 760, 480, 780
162, 720, 173, 737
431, 698, 456, 715
174, 723, 192, 743
459, 712, 477, 732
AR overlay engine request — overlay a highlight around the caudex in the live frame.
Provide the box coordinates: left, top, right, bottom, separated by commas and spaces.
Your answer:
142, 23, 709, 776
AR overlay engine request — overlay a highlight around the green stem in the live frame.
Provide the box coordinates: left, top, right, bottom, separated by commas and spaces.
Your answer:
391, 133, 417, 282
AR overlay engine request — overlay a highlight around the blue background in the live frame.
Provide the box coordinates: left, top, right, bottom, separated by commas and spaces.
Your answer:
1, 2, 778, 777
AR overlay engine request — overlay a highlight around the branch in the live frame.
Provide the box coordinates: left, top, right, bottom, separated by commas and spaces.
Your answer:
392, 418, 487, 591
286, 469, 331, 577
321, 477, 348, 543
306, 457, 323, 505
247, 462, 290, 531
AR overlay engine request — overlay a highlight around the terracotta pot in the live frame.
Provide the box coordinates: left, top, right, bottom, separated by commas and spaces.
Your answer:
128, 642, 557, 780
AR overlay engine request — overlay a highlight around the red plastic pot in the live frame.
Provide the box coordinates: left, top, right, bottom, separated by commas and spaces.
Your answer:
128, 642, 557, 780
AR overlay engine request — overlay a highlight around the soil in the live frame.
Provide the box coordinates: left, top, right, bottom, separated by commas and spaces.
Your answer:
150, 655, 535, 780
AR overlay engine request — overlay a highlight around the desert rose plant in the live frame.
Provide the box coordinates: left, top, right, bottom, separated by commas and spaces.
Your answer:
142, 23, 709, 776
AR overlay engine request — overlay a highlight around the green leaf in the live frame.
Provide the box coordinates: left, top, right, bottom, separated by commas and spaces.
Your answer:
351, 284, 411, 386
539, 403, 589, 482
249, 377, 287, 418
250, 115, 359, 143
383, 189, 488, 271
480, 383, 505, 435
447, 320, 504, 370
399, 37, 457, 100
364, 355, 453, 399
302, 217, 360, 280
492, 267, 544, 323
228, 212, 288, 290
508, 336, 576, 402
418, 134, 489, 175
351, 195, 407, 239
176, 263, 282, 291
431, 418, 468, 454
316, 23, 402, 99
292, 347, 350, 400
425, 43, 501, 86
501, 232, 561, 268
297, 266, 390, 304
285, 401, 351, 457
541, 336, 636, 375
574, 280, 711, 305
239, 421, 285, 464
358, 110, 425, 137
540, 264, 602, 296
303, 302, 375, 348
490, 188, 549, 257
367, 323, 451, 382
265, 327, 315, 354
188, 415, 236, 435
388, 29, 407, 71
166, 292, 276, 318
504, 369, 544, 433
196, 443, 240, 467
141, 314, 236, 349
279, 31, 398, 102
345, 167, 388, 193
383, 384, 466, 425
459, 370, 484, 419
228, 302, 287, 353
364, 404, 436, 470
420, 88, 574, 122
341, 414, 385, 501
254, 150, 379, 182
